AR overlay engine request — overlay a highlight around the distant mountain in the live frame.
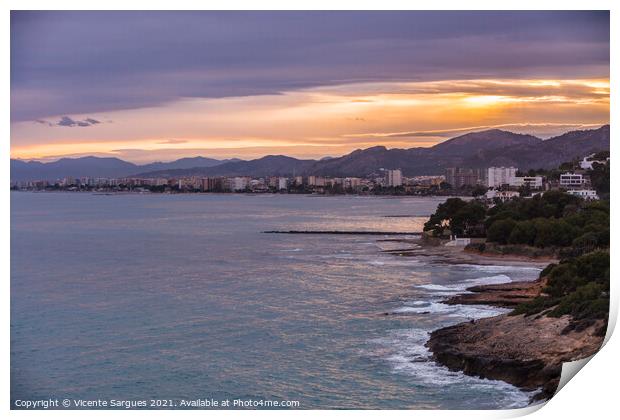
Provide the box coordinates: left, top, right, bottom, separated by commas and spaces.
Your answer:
307, 126, 609, 176
10, 156, 237, 182
138, 157, 240, 173
11, 125, 610, 181
11, 157, 138, 181
430, 129, 541, 156
304, 129, 544, 177
462, 125, 610, 170
135, 155, 316, 178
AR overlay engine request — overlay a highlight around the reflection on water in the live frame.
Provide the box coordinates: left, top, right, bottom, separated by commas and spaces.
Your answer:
11, 193, 539, 409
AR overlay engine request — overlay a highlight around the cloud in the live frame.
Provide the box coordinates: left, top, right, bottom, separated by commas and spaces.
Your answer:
10, 11, 609, 121
157, 139, 188, 144
34, 116, 102, 127
344, 123, 608, 140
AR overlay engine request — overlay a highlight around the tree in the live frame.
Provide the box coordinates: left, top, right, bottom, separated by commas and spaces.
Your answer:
589, 161, 610, 197
424, 198, 487, 237
471, 185, 487, 197
508, 220, 536, 245
451, 201, 487, 236
487, 218, 517, 244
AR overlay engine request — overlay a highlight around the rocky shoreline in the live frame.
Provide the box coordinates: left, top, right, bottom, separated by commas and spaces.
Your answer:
424, 262, 605, 401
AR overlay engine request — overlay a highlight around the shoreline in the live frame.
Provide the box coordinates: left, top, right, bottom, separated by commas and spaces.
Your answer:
381, 239, 556, 267
417, 246, 603, 401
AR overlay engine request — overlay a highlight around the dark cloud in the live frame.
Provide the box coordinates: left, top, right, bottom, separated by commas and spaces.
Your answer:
34, 116, 102, 127
11, 11, 609, 121
352, 123, 606, 140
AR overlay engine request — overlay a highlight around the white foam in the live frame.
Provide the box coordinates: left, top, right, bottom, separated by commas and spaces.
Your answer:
365, 328, 536, 408
415, 274, 512, 295
457, 264, 541, 273
463, 274, 512, 286
393, 302, 508, 319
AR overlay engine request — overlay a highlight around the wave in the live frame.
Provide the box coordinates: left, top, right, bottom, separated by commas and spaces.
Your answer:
415, 274, 512, 296
365, 328, 536, 408
456, 264, 542, 273
392, 302, 508, 319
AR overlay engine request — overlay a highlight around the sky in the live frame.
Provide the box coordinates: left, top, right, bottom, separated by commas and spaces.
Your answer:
10, 11, 610, 163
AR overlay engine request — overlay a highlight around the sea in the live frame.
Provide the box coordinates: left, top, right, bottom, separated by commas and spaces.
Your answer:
11, 192, 542, 409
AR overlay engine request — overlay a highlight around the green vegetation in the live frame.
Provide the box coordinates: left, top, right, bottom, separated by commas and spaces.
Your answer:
512, 251, 609, 322
424, 190, 609, 252
424, 188, 609, 327
589, 161, 610, 199
423, 198, 486, 237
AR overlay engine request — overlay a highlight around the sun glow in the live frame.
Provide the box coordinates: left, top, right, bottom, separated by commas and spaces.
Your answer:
11, 78, 609, 162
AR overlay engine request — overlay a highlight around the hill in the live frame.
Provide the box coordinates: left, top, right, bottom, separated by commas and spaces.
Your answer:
11, 125, 610, 181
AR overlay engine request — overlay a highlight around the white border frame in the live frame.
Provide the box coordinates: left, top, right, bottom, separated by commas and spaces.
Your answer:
3, 2, 617, 419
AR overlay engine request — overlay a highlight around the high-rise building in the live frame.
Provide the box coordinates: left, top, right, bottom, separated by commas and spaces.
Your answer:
385, 169, 402, 187
231, 177, 249, 191
487, 167, 517, 188
307, 176, 326, 187
445, 168, 486, 188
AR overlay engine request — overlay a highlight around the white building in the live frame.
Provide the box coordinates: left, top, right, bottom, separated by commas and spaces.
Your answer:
485, 189, 520, 202
560, 172, 585, 187
511, 176, 543, 189
487, 167, 517, 188
567, 189, 599, 200
385, 169, 403, 187
278, 177, 288, 190
232, 177, 249, 191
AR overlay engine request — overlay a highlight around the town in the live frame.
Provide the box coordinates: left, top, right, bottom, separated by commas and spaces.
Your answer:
11, 151, 608, 201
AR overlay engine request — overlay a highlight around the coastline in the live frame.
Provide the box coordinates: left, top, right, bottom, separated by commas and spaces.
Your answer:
415, 245, 604, 401
382, 238, 557, 267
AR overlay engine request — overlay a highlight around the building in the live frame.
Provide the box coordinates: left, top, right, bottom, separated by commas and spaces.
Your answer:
307, 176, 326, 187
485, 189, 520, 202
231, 177, 249, 191
567, 189, 599, 200
385, 169, 403, 187
560, 172, 585, 187
344, 177, 361, 189
407, 175, 445, 187
294, 176, 303, 186
445, 167, 486, 188
511, 176, 543, 189
487, 167, 517, 188
278, 177, 288, 190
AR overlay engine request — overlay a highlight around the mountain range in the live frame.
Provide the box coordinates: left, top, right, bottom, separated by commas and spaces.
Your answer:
11, 125, 609, 182
10, 156, 240, 182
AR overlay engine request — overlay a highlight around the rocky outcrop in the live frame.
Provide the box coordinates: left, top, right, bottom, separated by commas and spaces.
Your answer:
426, 308, 605, 400
442, 279, 546, 308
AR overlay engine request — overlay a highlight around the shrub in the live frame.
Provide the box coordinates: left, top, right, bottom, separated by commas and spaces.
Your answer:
508, 220, 537, 245
487, 218, 516, 244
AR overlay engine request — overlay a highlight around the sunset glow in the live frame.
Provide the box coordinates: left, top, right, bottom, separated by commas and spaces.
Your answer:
11, 78, 609, 162
11, 11, 609, 163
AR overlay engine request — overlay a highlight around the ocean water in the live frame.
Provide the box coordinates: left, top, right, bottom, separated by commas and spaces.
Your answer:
11, 192, 542, 409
